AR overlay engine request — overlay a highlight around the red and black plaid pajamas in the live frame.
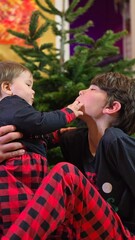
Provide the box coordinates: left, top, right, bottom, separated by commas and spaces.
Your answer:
0, 152, 48, 237
2, 162, 134, 240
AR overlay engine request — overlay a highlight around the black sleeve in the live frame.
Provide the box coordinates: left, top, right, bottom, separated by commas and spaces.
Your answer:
0, 96, 75, 135
99, 127, 135, 199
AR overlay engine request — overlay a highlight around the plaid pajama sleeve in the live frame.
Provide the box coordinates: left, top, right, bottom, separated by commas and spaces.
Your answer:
2, 162, 135, 240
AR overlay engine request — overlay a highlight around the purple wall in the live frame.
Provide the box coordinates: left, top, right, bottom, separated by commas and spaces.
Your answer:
69, 0, 123, 56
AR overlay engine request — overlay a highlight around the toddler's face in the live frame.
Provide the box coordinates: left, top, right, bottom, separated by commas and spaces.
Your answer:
11, 70, 35, 105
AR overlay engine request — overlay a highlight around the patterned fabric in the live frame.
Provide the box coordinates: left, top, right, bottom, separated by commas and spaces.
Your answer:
2, 163, 135, 239
0, 153, 48, 237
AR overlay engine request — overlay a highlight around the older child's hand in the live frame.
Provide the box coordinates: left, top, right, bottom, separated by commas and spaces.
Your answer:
0, 125, 25, 162
60, 127, 77, 134
67, 100, 84, 117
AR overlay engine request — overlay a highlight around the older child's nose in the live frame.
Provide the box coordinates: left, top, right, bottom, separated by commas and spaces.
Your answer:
79, 90, 84, 95
79, 89, 86, 95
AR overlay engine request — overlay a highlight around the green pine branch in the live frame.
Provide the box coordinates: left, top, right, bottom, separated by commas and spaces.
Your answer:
66, 0, 94, 22
7, 0, 135, 112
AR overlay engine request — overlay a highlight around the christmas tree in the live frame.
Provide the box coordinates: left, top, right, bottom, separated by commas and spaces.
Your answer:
8, 0, 135, 163
8, 0, 135, 111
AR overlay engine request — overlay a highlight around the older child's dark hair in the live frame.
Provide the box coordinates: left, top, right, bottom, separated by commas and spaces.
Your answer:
91, 72, 135, 135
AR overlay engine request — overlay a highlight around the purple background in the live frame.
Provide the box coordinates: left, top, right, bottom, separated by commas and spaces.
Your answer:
69, 0, 123, 56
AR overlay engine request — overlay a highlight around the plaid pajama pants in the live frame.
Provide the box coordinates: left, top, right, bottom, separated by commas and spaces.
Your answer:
1, 162, 135, 239
0, 153, 48, 237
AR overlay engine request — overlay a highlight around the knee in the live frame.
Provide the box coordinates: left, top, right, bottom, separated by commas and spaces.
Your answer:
53, 162, 75, 173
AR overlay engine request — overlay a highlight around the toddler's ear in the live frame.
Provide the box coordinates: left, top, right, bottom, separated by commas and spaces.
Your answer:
103, 101, 121, 114
1, 81, 12, 95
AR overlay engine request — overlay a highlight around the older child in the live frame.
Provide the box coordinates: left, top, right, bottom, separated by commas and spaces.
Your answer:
0, 61, 83, 236
1, 72, 135, 239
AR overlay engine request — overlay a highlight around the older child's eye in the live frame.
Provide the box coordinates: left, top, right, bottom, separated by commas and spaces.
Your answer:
90, 88, 95, 91
89, 86, 95, 90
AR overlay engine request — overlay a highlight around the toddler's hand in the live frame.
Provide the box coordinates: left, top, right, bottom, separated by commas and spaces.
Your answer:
67, 100, 83, 117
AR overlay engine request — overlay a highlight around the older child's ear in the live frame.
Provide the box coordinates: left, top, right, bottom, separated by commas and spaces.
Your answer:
103, 101, 121, 114
1, 81, 12, 95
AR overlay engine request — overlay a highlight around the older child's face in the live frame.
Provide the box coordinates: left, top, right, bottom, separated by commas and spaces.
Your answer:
76, 85, 108, 119
11, 70, 35, 105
